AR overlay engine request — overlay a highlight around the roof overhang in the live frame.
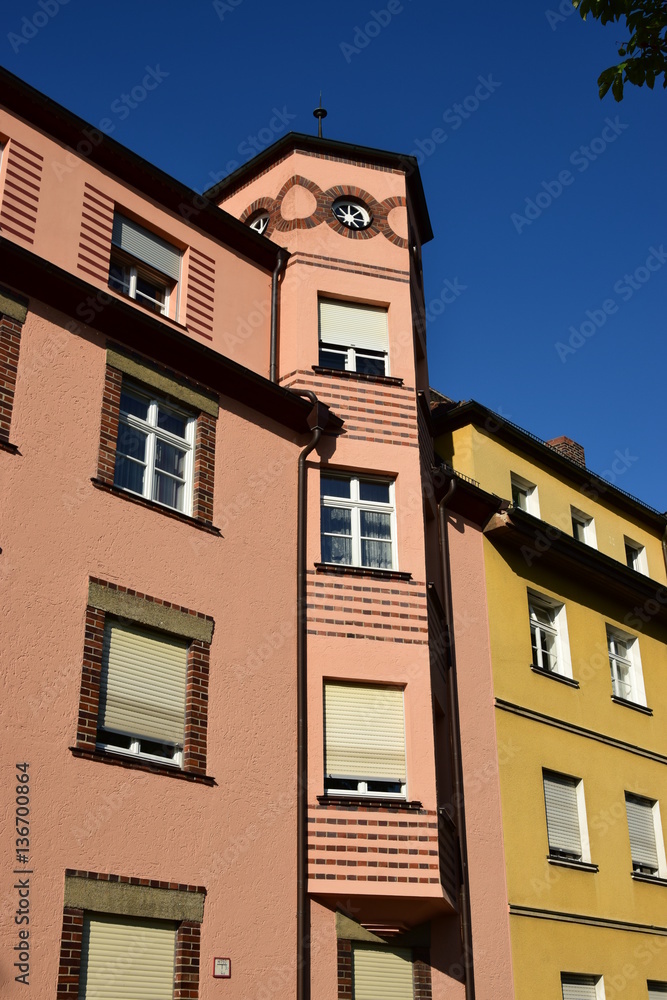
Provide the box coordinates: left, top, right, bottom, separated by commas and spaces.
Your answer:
0, 237, 323, 434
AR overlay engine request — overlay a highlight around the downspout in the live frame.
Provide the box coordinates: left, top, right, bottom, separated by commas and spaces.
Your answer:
292, 388, 328, 1000
662, 523, 667, 580
270, 248, 288, 383
438, 478, 475, 1000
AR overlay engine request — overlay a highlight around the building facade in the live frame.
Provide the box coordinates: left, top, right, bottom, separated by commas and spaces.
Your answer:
433, 400, 667, 1000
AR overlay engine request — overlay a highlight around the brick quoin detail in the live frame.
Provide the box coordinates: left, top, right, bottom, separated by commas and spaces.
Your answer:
337, 939, 352, 999
97, 363, 217, 523
75, 583, 212, 776
0, 314, 24, 442
412, 947, 433, 1000
56, 906, 84, 998
96, 365, 122, 484
174, 921, 201, 1000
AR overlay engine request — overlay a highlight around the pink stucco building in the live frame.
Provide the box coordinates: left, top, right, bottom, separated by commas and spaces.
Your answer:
0, 67, 475, 999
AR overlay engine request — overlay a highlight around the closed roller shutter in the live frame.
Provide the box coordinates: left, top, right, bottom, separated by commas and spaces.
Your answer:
648, 982, 667, 1000
78, 914, 176, 1000
543, 772, 582, 857
112, 214, 181, 280
625, 795, 659, 870
561, 974, 599, 1000
324, 683, 405, 781
100, 620, 187, 745
319, 300, 388, 352
353, 945, 413, 1000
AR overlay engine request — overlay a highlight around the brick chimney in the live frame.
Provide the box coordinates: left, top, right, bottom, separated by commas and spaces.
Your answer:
546, 436, 585, 467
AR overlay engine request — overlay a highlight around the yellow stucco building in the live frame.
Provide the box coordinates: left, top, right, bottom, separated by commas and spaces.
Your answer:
432, 398, 667, 1000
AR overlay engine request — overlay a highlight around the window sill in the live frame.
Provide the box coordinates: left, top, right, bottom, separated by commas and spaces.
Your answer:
91, 479, 221, 534
0, 438, 19, 454
70, 746, 215, 784
530, 666, 580, 688
611, 696, 653, 716
547, 856, 599, 873
317, 795, 425, 812
312, 366, 404, 388
314, 562, 412, 582
630, 871, 667, 886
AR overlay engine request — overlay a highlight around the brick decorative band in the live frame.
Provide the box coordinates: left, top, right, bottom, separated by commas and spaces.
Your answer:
0, 139, 43, 245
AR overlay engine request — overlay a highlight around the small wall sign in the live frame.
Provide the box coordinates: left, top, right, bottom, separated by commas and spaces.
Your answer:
213, 958, 231, 979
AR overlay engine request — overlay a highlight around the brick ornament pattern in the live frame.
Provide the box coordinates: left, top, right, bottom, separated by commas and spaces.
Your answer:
75, 580, 212, 777
96, 359, 217, 526
238, 176, 409, 248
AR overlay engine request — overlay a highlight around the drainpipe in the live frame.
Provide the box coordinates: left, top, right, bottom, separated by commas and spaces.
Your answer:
291, 388, 329, 1000
662, 523, 667, 580
438, 478, 475, 1000
270, 249, 288, 383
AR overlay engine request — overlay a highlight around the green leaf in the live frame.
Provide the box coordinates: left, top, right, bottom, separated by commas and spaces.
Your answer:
612, 73, 625, 99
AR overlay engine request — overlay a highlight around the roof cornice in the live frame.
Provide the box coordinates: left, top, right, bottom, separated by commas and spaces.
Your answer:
0, 66, 283, 272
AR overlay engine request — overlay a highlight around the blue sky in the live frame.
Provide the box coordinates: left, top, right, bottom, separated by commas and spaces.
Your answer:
2, 0, 665, 508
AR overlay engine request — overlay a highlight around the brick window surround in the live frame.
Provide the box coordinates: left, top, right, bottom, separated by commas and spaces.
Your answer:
72, 578, 214, 783
337, 939, 433, 999
96, 346, 219, 527
0, 285, 28, 451
56, 870, 205, 1000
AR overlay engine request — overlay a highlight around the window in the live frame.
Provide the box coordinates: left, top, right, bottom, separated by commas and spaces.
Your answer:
352, 945, 414, 999
648, 983, 667, 1000
247, 210, 270, 235
114, 383, 195, 515
318, 299, 389, 376
625, 794, 666, 878
625, 537, 649, 575
511, 472, 539, 516
109, 213, 181, 317
97, 619, 188, 767
79, 914, 177, 999
571, 507, 597, 547
320, 473, 396, 570
561, 974, 605, 1000
332, 197, 373, 231
543, 771, 590, 863
607, 626, 646, 705
529, 592, 572, 678
324, 682, 406, 798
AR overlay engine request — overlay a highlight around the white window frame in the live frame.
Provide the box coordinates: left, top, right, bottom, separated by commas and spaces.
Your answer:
606, 625, 646, 706
511, 472, 540, 516
318, 299, 390, 377
109, 253, 172, 316
625, 793, 667, 878
320, 473, 397, 571
528, 591, 572, 678
543, 770, 592, 863
624, 537, 649, 575
561, 973, 606, 1000
114, 383, 196, 516
571, 506, 597, 548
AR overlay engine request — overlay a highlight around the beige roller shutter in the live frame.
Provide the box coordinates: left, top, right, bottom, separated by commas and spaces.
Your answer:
543, 772, 582, 857
561, 974, 599, 1000
353, 945, 413, 1000
100, 620, 187, 745
324, 683, 405, 781
319, 300, 388, 352
78, 914, 176, 1000
625, 794, 659, 871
